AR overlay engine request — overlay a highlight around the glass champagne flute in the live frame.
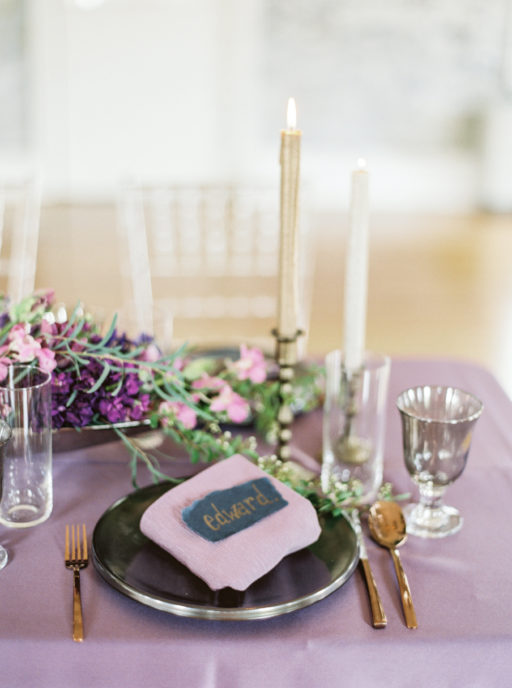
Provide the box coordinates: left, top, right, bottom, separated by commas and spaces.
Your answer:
0, 419, 13, 568
397, 385, 483, 538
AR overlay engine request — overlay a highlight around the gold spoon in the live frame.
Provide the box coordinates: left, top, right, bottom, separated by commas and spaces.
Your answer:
368, 501, 418, 629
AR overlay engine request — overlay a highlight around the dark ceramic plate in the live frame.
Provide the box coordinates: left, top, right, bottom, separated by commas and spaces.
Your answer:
92, 482, 358, 620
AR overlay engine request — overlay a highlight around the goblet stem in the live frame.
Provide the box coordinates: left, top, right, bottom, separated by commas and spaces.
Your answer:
404, 482, 462, 538
417, 482, 446, 510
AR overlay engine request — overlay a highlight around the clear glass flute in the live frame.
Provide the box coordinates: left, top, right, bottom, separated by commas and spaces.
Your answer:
397, 385, 483, 538
0, 420, 13, 568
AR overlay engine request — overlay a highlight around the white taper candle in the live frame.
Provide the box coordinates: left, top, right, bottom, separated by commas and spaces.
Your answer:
343, 158, 370, 371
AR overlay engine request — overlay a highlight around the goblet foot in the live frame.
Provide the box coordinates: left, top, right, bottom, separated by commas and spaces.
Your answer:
403, 502, 463, 539
0, 544, 8, 570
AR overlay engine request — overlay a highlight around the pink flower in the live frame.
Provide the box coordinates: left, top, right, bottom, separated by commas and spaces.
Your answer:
158, 400, 197, 430
210, 384, 250, 424
32, 288, 55, 309
6, 323, 56, 373
35, 347, 57, 374
176, 404, 198, 429
40, 319, 56, 336
10, 323, 28, 336
139, 343, 161, 363
0, 357, 11, 381
160, 358, 184, 384
8, 325, 42, 362
173, 357, 185, 371
234, 345, 267, 384
191, 374, 225, 391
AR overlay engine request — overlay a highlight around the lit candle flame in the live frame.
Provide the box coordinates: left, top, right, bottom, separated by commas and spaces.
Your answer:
287, 98, 297, 131
357, 157, 367, 170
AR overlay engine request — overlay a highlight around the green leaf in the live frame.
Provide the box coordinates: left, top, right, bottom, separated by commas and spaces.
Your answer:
65, 317, 86, 343
111, 372, 125, 397
182, 357, 220, 381
114, 427, 182, 488
87, 362, 111, 394
87, 312, 118, 351
65, 389, 78, 408
9, 295, 37, 323
53, 304, 85, 344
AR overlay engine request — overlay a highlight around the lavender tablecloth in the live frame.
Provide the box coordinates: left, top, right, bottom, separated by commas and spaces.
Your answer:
2, 358, 511, 688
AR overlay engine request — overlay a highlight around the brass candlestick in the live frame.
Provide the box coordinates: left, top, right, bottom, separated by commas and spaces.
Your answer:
272, 328, 304, 461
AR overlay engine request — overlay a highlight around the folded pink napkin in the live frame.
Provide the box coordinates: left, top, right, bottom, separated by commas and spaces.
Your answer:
140, 454, 321, 591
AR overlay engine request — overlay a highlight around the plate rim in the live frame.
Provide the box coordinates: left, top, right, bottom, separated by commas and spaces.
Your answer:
92, 482, 359, 621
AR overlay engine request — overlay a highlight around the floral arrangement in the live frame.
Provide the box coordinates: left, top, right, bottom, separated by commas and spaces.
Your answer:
0, 291, 323, 485
0, 291, 405, 515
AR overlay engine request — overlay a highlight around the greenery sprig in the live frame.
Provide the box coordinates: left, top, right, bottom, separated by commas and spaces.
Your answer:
256, 454, 408, 516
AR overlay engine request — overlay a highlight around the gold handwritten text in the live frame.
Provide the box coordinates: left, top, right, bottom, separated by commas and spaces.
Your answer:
202, 482, 280, 531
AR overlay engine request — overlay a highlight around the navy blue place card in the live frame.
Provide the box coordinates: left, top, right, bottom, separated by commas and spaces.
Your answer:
182, 477, 288, 542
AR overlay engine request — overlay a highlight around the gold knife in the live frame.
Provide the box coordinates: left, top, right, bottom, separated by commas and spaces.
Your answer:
351, 509, 387, 629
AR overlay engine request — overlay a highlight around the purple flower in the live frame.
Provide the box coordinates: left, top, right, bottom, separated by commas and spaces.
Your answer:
98, 397, 128, 424
51, 389, 94, 428
124, 373, 140, 396
52, 371, 73, 396
50, 350, 151, 428
63, 403, 95, 427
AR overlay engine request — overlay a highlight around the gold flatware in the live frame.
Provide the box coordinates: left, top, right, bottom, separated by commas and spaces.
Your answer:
65, 524, 89, 642
368, 501, 418, 629
351, 509, 387, 628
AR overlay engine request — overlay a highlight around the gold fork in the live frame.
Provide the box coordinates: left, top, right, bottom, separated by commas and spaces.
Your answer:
65, 524, 88, 642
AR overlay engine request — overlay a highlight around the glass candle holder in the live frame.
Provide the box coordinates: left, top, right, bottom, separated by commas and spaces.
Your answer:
0, 420, 12, 567
0, 365, 53, 528
322, 351, 390, 504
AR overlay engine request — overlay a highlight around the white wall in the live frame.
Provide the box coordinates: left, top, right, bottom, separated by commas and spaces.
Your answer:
30, 0, 228, 196
3, 0, 509, 210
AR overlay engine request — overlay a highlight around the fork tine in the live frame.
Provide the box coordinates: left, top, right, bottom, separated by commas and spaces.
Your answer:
71, 524, 76, 561
76, 525, 82, 561
82, 524, 88, 562
65, 525, 70, 561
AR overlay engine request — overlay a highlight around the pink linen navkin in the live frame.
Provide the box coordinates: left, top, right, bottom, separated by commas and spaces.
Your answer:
140, 454, 321, 591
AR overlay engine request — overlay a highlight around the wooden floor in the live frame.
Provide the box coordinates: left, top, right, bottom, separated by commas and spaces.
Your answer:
310, 212, 512, 398
33, 205, 512, 398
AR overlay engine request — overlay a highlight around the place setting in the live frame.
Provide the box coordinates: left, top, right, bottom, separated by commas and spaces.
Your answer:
0, 100, 485, 646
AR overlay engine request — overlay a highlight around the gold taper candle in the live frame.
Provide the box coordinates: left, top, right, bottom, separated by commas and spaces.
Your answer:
278, 97, 302, 340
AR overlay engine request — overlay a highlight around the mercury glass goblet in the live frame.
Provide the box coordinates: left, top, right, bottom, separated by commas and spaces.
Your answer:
0, 419, 13, 568
397, 385, 483, 538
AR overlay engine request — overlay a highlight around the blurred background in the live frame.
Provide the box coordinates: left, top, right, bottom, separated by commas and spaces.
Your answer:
1, 0, 511, 393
